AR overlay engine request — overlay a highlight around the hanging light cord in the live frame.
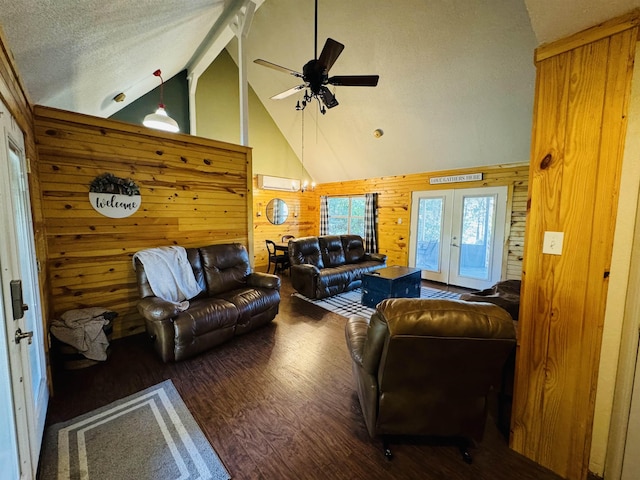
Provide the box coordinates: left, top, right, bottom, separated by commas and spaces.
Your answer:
153, 69, 165, 107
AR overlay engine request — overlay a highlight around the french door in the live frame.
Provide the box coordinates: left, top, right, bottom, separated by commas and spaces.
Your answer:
409, 186, 508, 290
0, 99, 48, 479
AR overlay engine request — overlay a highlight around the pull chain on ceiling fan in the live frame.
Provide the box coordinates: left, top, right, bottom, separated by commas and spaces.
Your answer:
254, 0, 379, 114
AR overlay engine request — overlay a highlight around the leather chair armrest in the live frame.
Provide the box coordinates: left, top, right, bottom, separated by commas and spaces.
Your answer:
346, 313, 388, 375
247, 272, 281, 290
361, 312, 389, 374
292, 263, 321, 276
345, 315, 369, 367
365, 252, 387, 263
291, 264, 320, 298
137, 297, 181, 323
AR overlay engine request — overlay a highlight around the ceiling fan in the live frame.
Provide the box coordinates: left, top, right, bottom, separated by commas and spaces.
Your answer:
253, 0, 379, 114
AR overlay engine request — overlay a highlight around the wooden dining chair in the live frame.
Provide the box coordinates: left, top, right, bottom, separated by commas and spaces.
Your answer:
281, 234, 295, 242
265, 240, 289, 274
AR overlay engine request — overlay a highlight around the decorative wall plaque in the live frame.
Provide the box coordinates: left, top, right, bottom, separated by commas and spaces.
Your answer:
89, 173, 141, 218
429, 173, 483, 185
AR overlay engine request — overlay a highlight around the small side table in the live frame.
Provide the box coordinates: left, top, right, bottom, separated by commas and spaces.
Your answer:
361, 266, 421, 308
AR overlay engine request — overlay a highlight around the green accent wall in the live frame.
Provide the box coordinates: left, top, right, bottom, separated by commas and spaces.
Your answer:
195, 48, 310, 182
110, 70, 190, 134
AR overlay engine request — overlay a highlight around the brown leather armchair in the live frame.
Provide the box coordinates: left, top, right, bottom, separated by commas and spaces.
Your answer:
345, 298, 516, 461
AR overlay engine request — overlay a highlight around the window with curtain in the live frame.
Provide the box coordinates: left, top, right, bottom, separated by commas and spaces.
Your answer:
327, 196, 365, 236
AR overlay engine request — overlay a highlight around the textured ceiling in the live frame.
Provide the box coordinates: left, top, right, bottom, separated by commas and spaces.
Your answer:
0, 0, 228, 116
1, 0, 639, 183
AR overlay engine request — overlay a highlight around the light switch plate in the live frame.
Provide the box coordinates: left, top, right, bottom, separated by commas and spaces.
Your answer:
543, 231, 564, 255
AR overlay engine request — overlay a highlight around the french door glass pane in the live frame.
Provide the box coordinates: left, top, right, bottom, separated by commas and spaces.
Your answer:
458, 195, 495, 280
9, 143, 45, 395
415, 197, 443, 272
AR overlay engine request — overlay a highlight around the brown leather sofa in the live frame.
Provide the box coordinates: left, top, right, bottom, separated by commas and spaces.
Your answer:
345, 298, 516, 461
288, 235, 387, 299
135, 243, 280, 362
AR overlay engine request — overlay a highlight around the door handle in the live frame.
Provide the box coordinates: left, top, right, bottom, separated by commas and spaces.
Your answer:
15, 328, 33, 345
451, 243, 459, 247
10, 280, 29, 320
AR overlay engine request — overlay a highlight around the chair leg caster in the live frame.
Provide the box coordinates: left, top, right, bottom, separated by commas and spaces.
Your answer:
382, 437, 392, 459
459, 443, 473, 464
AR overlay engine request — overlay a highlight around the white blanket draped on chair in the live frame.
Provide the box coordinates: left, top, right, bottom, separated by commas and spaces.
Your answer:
133, 246, 202, 310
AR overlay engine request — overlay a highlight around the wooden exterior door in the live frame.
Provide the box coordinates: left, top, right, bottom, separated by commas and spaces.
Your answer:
0, 99, 48, 479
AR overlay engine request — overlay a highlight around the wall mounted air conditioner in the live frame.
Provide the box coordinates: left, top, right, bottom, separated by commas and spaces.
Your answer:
257, 174, 300, 192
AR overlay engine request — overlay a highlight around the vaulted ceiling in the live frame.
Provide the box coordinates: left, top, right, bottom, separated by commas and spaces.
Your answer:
1, 0, 639, 183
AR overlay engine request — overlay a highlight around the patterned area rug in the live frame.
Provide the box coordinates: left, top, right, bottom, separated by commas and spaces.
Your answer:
39, 380, 230, 480
293, 286, 461, 319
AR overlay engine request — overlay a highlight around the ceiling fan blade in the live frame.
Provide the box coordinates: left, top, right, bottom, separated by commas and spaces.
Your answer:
318, 86, 339, 109
254, 59, 303, 78
317, 38, 344, 71
271, 84, 306, 100
328, 75, 380, 87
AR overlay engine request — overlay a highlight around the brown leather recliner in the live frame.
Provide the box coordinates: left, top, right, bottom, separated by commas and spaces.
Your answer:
459, 279, 521, 320
345, 298, 516, 461
135, 243, 280, 362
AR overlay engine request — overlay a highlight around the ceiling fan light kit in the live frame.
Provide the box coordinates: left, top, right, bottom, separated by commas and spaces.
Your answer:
143, 69, 179, 133
254, 0, 379, 114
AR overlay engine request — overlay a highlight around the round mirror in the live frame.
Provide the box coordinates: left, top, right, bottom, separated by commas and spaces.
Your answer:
265, 198, 289, 225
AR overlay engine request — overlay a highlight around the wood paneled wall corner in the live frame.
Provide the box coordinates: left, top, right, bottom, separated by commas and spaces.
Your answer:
34, 106, 252, 339
313, 163, 529, 276
511, 16, 638, 480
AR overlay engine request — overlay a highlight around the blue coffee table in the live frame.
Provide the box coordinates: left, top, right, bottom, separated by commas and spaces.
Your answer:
361, 266, 421, 308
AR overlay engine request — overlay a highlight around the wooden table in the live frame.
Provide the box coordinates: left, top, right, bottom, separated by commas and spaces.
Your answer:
274, 242, 289, 254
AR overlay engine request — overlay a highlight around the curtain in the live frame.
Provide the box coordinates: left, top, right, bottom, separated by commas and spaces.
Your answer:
364, 193, 378, 253
320, 196, 329, 235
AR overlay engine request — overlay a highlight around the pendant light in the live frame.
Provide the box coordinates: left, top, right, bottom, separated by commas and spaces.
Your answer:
143, 69, 179, 133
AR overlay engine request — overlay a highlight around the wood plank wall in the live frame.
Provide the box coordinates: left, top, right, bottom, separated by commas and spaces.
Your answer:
510, 13, 638, 480
311, 164, 529, 277
33, 106, 252, 340
252, 179, 319, 271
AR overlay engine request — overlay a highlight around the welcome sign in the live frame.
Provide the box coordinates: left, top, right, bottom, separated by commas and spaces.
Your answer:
89, 173, 141, 218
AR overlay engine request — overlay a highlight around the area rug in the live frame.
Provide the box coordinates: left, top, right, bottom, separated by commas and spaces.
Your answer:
39, 380, 230, 480
293, 286, 461, 319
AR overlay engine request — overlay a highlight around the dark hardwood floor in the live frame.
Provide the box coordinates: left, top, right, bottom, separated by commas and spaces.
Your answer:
42, 277, 564, 480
